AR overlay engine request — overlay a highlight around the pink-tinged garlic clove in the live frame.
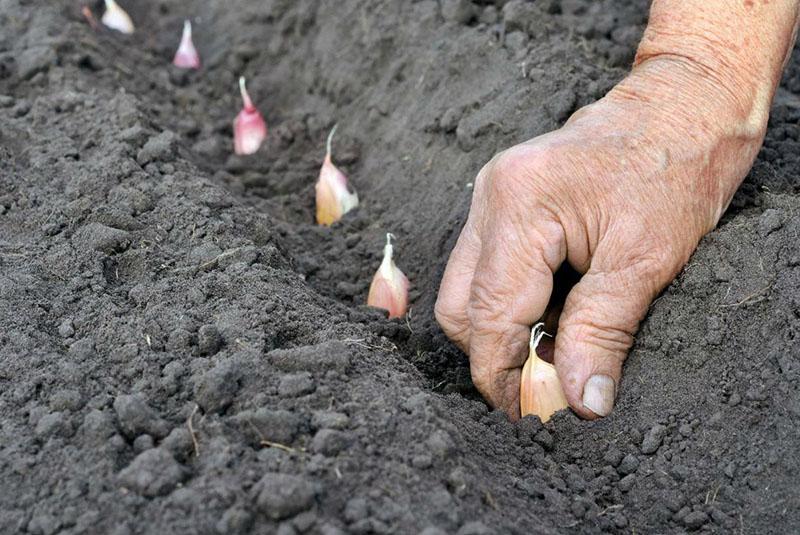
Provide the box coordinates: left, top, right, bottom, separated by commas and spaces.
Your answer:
173, 20, 201, 69
367, 234, 410, 318
315, 124, 359, 225
520, 323, 568, 423
101, 0, 134, 34
82, 6, 99, 30
233, 76, 267, 155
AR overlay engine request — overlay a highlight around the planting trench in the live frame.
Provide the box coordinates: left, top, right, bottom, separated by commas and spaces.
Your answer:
0, 0, 799, 533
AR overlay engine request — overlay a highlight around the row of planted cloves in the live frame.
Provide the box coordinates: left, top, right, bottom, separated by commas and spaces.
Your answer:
84, 1, 411, 319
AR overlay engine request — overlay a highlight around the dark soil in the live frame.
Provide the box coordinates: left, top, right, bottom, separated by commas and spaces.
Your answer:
1, 0, 799, 533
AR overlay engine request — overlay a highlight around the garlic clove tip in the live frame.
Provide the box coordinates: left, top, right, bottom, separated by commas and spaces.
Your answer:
367, 233, 410, 318
101, 0, 134, 34
173, 20, 201, 69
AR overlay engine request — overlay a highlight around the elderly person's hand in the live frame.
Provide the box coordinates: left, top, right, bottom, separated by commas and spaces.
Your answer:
435, 0, 800, 420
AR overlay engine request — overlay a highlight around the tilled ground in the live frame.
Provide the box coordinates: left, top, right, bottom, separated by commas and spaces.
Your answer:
1, 1, 799, 533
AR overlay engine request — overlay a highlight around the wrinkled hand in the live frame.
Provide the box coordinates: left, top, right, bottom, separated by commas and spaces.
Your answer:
435, 58, 765, 420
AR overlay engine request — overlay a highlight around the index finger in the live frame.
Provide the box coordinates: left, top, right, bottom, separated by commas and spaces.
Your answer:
466, 217, 564, 418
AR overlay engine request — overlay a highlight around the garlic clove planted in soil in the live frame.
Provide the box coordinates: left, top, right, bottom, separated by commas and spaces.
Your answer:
315, 124, 359, 226
173, 20, 201, 69
367, 233, 410, 318
233, 76, 268, 155
520, 323, 568, 422
101, 0, 134, 34
82, 6, 99, 30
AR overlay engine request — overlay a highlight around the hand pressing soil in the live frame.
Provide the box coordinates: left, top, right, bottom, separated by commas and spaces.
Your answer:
436, 0, 800, 420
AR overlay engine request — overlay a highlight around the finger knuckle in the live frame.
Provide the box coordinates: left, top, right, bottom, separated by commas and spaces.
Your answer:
623, 212, 686, 264
488, 151, 532, 199
564, 314, 635, 357
466, 281, 507, 327
628, 252, 674, 287
490, 148, 528, 178
485, 148, 569, 228
611, 236, 682, 294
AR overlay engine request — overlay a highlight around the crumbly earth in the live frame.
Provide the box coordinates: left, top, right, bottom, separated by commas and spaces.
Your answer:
1, 0, 798, 533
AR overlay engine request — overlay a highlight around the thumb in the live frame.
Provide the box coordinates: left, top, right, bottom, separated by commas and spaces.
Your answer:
554, 252, 671, 419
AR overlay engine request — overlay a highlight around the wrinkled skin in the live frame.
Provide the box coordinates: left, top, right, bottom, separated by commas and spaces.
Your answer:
435, 57, 767, 420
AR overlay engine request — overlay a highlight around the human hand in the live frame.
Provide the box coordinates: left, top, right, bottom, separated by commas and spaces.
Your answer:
435, 58, 767, 420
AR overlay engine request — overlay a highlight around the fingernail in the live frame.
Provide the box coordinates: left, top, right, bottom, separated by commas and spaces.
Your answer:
582, 375, 616, 417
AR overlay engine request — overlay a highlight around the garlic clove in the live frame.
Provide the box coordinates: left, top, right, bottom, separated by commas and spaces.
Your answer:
233, 76, 267, 155
101, 0, 134, 34
82, 6, 99, 30
367, 234, 410, 318
173, 20, 201, 69
315, 124, 359, 225
520, 323, 568, 422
